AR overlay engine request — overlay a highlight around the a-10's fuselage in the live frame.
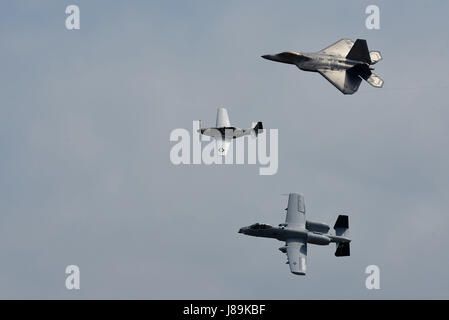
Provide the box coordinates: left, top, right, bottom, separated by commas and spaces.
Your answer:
238, 224, 350, 246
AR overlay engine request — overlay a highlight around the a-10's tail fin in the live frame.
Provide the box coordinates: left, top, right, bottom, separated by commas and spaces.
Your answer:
334, 215, 349, 236
334, 215, 350, 257
335, 243, 350, 257
346, 39, 371, 63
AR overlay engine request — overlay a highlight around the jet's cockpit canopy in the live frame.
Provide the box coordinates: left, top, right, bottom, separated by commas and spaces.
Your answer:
249, 223, 272, 230
278, 51, 301, 58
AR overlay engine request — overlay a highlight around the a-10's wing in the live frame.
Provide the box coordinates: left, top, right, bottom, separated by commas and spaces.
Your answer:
285, 193, 306, 228
318, 39, 354, 57
285, 239, 307, 275
284, 193, 307, 275
318, 70, 362, 95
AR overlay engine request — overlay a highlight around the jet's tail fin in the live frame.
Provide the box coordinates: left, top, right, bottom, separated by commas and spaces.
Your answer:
346, 39, 371, 63
348, 63, 384, 88
253, 122, 263, 137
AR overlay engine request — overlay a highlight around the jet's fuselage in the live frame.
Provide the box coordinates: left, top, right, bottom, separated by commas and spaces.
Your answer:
262, 39, 383, 95
297, 53, 361, 72
262, 51, 367, 72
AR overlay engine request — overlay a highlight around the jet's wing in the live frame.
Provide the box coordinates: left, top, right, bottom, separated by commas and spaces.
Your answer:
319, 39, 354, 57
216, 136, 231, 156
285, 193, 306, 228
318, 69, 362, 95
286, 239, 307, 275
216, 108, 230, 127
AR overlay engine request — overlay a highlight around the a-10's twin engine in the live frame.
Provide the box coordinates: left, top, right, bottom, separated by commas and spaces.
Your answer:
307, 233, 331, 245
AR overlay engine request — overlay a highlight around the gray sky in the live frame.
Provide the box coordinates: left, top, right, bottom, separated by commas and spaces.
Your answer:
1, 0, 449, 299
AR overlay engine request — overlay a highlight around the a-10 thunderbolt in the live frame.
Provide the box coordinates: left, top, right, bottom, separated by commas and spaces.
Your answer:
262, 38, 383, 94
238, 193, 350, 275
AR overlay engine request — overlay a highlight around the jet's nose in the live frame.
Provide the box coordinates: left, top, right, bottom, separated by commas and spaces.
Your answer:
261, 54, 274, 61
261, 52, 297, 64
238, 227, 247, 234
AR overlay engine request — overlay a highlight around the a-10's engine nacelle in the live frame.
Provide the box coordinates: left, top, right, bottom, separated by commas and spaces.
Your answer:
306, 221, 330, 234
307, 233, 331, 245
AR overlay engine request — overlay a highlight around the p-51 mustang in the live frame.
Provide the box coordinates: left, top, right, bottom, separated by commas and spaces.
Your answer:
197, 108, 263, 156
262, 38, 383, 94
239, 193, 351, 275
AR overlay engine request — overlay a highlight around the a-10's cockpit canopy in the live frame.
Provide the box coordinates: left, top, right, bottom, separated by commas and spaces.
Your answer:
249, 223, 272, 230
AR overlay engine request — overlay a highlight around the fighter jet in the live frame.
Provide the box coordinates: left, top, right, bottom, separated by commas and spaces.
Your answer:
262, 38, 383, 94
238, 193, 350, 275
197, 108, 263, 156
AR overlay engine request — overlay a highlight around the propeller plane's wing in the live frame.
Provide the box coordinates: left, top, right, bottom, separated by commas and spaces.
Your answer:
216, 108, 230, 127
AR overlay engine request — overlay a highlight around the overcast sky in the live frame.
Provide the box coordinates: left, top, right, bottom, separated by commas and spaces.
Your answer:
1, 0, 449, 299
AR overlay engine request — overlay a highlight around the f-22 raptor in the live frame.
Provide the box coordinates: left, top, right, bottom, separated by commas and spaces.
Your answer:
262, 39, 383, 94
198, 108, 263, 156
239, 193, 351, 275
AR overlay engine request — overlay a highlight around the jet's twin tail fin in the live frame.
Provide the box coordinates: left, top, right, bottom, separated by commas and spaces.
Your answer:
346, 39, 371, 64
347, 63, 384, 88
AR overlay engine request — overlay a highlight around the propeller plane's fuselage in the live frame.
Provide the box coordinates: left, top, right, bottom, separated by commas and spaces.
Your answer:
199, 126, 245, 139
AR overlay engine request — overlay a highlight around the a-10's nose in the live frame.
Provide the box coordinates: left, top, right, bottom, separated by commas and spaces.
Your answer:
238, 227, 246, 234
